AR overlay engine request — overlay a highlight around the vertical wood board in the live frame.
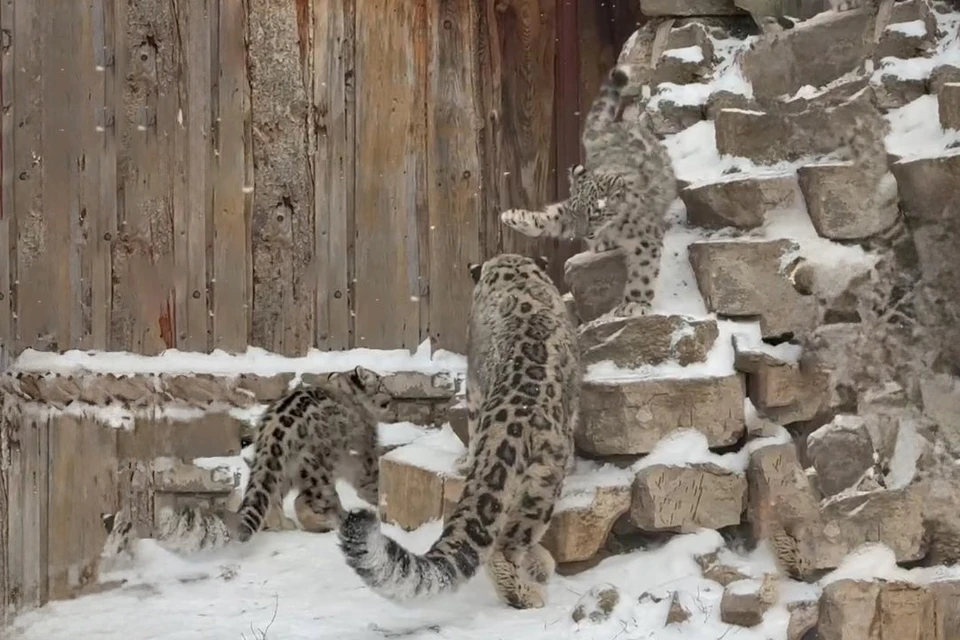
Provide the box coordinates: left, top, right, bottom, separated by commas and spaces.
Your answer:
353, 0, 427, 350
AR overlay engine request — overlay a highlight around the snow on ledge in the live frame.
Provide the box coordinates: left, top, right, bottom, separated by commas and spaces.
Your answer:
11, 338, 468, 377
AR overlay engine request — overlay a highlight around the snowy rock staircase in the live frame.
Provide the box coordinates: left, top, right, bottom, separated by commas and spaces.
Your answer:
380, 0, 960, 636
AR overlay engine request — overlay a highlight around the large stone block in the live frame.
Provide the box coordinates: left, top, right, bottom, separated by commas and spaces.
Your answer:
654, 45, 714, 85
876, 19, 935, 60
688, 240, 818, 338
806, 415, 876, 497
929, 581, 960, 640
579, 314, 718, 369
720, 576, 778, 627
715, 86, 883, 164
681, 172, 799, 230
929, 64, 960, 94
891, 152, 960, 225
798, 163, 899, 240
630, 463, 746, 531
746, 444, 822, 579
741, 10, 874, 102
732, 335, 828, 424
541, 484, 632, 564
818, 580, 938, 640
940, 83, 960, 132
564, 250, 627, 323
378, 433, 463, 530
577, 375, 745, 455
872, 73, 926, 111
816, 488, 926, 569
640, 0, 743, 16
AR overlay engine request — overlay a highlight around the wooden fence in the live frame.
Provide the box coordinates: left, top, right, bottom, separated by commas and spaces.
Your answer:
0, 0, 637, 358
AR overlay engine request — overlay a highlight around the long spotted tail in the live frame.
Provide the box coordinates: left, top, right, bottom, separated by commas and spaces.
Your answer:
236, 444, 288, 542
584, 64, 629, 138
338, 452, 521, 602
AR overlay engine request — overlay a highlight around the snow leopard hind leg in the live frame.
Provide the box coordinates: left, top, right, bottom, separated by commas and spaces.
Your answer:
604, 216, 665, 319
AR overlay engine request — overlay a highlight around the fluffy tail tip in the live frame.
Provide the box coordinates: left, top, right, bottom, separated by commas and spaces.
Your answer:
611, 65, 630, 87
339, 508, 380, 566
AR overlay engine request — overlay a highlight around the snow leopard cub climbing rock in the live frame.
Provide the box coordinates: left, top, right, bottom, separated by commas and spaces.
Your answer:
339, 253, 581, 610
236, 366, 392, 541
499, 64, 677, 319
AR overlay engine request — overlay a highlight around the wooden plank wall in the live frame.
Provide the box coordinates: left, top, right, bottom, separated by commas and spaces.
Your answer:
0, 0, 637, 358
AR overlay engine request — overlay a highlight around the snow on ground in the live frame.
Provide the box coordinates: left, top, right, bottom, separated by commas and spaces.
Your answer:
6, 525, 786, 640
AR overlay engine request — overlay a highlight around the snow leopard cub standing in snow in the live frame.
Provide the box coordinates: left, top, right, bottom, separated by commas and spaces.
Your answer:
98, 368, 392, 564
499, 65, 677, 319
339, 254, 581, 610
235, 366, 392, 541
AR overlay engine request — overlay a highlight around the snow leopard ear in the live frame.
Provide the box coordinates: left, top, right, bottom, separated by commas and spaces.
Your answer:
533, 256, 550, 272
570, 164, 586, 178
351, 366, 380, 391
469, 262, 483, 284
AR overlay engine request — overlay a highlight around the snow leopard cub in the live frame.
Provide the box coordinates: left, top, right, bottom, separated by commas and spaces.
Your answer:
339, 253, 581, 610
236, 366, 392, 541
499, 65, 677, 318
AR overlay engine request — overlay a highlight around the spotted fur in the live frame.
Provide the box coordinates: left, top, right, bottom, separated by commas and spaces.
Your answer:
236, 366, 392, 541
499, 65, 677, 319
339, 254, 580, 610
99, 504, 238, 569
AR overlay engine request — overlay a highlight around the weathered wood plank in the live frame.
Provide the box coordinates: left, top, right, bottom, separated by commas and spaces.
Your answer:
476, 1, 505, 263
41, 0, 83, 350
15, 414, 49, 612
114, 0, 177, 354
354, 0, 427, 350
426, 0, 482, 353
313, 0, 355, 351
46, 416, 117, 601
1, 401, 14, 623
77, 0, 105, 349
578, 1, 641, 134
13, 0, 47, 352
493, 0, 576, 288
0, 0, 14, 361
247, 0, 315, 355
212, 0, 251, 352
174, 0, 213, 352
91, 0, 118, 351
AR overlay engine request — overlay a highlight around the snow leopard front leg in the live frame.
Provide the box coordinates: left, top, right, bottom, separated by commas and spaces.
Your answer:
501, 201, 580, 239
606, 220, 665, 318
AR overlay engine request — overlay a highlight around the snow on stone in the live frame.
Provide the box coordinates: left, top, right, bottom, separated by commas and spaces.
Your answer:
663, 45, 705, 63
649, 81, 713, 108
886, 19, 927, 38
760, 201, 880, 302
585, 317, 744, 382
556, 459, 634, 511
886, 95, 960, 160
631, 429, 746, 474
18, 401, 211, 430
382, 424, 465, 476
379, 421, 434, 449
11, 338, 467, 377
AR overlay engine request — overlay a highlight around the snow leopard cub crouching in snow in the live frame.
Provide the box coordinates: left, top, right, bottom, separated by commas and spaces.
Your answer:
500, 64, 677, 319
235, 366, 392, 541
339, 254, 581, 610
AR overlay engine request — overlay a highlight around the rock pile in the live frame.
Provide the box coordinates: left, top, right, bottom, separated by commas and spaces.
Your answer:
378, 0, 960, 636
